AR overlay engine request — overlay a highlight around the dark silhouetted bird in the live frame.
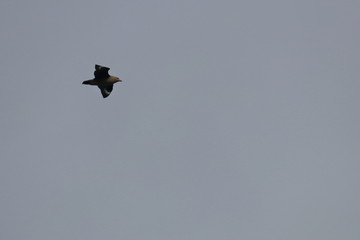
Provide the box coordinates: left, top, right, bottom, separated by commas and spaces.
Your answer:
83, 65, 122, 98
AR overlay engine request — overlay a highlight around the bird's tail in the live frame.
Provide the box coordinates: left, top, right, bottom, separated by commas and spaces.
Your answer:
82, 79, 96, 85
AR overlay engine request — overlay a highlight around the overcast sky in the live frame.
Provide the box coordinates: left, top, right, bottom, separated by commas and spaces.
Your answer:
1, 0, 360, 239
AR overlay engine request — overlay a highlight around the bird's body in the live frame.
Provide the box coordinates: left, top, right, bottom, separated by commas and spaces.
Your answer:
82, 65, 122, 98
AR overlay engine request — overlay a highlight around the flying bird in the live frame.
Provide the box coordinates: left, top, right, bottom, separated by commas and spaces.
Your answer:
82, 64, 122, 98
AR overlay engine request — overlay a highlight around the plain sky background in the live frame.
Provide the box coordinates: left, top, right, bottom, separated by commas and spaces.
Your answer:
1, 0, 360, 239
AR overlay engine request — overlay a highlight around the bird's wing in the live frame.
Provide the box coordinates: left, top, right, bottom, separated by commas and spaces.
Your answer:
99, 84, 114, 98
94, 64, 110, 78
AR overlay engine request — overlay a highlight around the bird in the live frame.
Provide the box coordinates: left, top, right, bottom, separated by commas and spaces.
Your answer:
82, 64, 122, 98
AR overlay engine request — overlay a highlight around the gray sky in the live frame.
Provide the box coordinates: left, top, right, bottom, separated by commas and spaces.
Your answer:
1, 0, 360, 239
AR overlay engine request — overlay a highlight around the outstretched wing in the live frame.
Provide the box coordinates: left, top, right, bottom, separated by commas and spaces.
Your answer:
99, 84, 114, 98
94, 64, 110, 78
